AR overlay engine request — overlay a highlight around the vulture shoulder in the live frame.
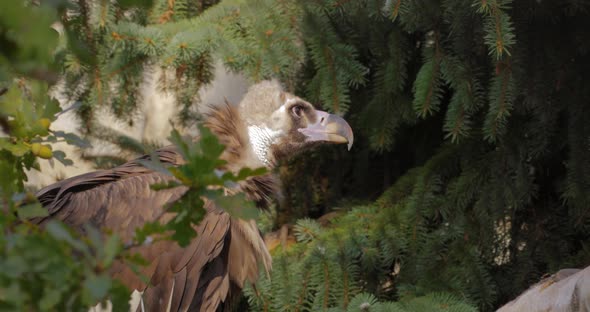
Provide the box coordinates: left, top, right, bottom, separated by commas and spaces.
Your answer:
34, 146, 187, 241
34, 105, 273, 312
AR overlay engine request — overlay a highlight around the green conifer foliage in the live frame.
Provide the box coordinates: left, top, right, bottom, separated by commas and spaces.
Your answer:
58, 0, 303, 130
248, 0, 590, 311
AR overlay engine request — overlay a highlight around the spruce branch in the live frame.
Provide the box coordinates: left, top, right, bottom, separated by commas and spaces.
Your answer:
484, 60, 514, 142
322, 259, 331, 310
391, 0, 402, 20
294, 271, 311, 312
159, 0, 176, 24
473, 0, 516, 60
413, 32, 444, 118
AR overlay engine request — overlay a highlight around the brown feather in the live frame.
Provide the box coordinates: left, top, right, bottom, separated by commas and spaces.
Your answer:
35, 104, 277, 312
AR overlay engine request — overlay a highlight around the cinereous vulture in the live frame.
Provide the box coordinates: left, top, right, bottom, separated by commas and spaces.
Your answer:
33, 80, 354, 312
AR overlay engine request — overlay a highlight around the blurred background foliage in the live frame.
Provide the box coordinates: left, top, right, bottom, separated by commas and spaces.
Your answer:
2, 0, 590, 311
0, 1, 134, 309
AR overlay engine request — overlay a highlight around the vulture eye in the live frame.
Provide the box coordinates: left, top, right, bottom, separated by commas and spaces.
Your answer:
291, 105, 304, 118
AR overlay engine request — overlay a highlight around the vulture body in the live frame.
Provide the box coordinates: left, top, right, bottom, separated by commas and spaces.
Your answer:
497, 267, 590, 312
33, 81, 353, 312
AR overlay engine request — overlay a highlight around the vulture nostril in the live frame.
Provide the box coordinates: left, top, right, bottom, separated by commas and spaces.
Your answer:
320, 117, 325, 124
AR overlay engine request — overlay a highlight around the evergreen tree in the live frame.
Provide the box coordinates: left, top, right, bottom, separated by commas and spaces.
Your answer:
260, 1, 590, 311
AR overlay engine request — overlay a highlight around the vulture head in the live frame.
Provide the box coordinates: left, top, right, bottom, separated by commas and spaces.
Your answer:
220, 80, 353, 169
35, 80, 354, 312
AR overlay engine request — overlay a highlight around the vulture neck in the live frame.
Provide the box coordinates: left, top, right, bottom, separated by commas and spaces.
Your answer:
204, 103, 279, 208
247, 125, 280, 168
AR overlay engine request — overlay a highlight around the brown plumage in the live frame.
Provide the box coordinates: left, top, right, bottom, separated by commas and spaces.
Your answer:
34, 80, 353, 312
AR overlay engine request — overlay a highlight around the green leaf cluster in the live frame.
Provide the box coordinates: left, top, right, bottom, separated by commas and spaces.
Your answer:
0, 0, 62, 82
0, 220, 131, 311
134, 125, 266, 247
2, 182, 133, 311
0, 2, 137, 310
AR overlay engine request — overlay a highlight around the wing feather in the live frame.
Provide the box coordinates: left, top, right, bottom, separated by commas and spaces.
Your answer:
35, 144, 271, 311
168, 267, 187, 312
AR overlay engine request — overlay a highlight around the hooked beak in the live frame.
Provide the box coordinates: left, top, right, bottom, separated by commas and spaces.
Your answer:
298, 110, 354, 150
